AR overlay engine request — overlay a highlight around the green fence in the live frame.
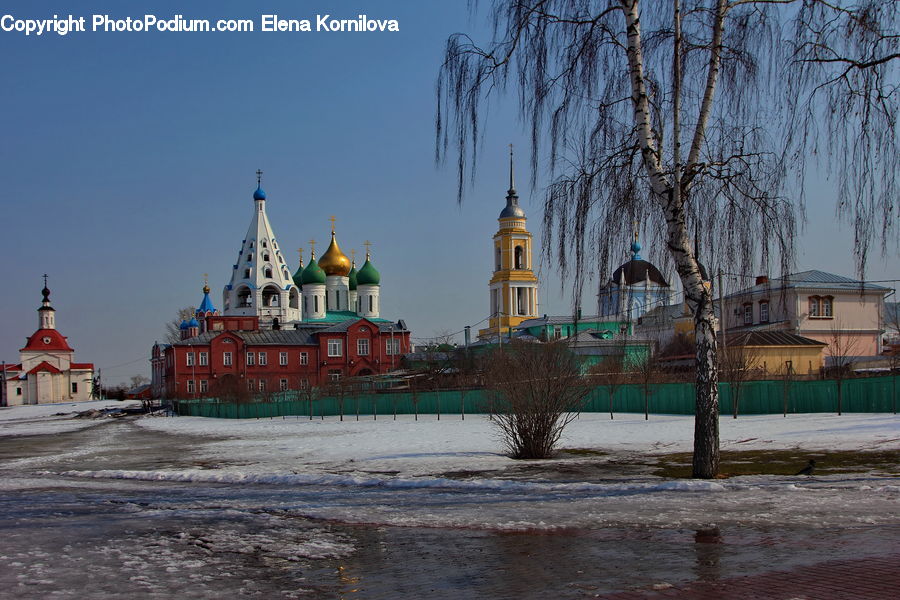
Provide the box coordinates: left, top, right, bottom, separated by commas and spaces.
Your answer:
172, 375, 898, 419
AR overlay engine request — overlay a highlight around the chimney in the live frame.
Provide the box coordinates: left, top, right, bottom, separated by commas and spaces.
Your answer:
756, 275, 769, 286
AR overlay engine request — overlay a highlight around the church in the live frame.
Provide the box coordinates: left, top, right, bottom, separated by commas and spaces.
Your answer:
1, 278, 95, 405
151, 173, 411, 399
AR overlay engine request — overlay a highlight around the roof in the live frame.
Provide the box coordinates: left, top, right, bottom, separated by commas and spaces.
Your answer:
610, 259, 670, 287
20, 329, 74, 352
176, 329, 317, 346
726, 270, 890, 299
727, 331, 827, 347
70, 362, 94, 370
318, 318, 408, 334
27, 361, 62, 375
516, 315, 622, 328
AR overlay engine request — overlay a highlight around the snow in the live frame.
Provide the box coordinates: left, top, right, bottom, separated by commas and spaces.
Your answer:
131, 412, 900, 478
0, 400, 141, 436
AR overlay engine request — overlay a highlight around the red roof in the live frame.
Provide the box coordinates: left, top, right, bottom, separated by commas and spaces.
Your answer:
27, 361, 63, 375
1, 364, 22, 374
20, 329, 74, 352
70, 363, 94, 370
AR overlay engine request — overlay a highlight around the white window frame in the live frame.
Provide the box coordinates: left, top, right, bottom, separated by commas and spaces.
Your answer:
186, 380, 195, 394
223, 352, 233, 366
328, 339, 342, 357
357, 338, 370, 356
300, 352, 308, 365
259, 352, 268, 366
186, 352, 195, 367
200, 380, 208, 393
743, 304, 753, 325
279, 378, 289, 391
759, 301, 769, 323
199, 352, 208, 366
279, 352, 288, 366
258, 379, 266, 392
386, 339, 400, 355
247, 352, 255, 366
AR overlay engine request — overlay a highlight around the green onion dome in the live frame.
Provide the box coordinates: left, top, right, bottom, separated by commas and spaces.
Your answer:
348, 265, 358, 291
300, 256, 326, 285
292, 264, 304, 289
356, 257, 380, 286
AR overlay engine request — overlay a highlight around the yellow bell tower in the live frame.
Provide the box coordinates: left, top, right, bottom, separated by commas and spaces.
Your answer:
478, 145, 539, 340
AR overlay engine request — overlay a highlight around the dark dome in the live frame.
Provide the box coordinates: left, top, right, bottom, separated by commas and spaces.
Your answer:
610, 259, 669, 287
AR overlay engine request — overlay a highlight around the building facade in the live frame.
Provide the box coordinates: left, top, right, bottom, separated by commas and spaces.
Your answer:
723, 270, 889, 357
597, 234, 672, 322
151, 173, 411, 399
479, 148, 540, 339
2, 280, 94, 406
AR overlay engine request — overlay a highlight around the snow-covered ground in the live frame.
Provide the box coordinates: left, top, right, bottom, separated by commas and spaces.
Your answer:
129, 412, 900, 478
0, 400, 141, 436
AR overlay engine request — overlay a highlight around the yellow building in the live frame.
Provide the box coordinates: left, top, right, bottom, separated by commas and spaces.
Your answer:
726, 331, 826, 376
478, 148, 539, 339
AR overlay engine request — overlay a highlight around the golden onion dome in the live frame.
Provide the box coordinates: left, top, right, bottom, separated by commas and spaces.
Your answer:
318, 231, 352, 276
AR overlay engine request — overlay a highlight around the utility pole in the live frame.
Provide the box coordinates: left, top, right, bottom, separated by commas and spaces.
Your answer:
718, 271, 727, 358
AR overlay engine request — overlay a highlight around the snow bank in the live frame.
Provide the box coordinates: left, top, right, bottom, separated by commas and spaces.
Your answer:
0, 400, 141, 436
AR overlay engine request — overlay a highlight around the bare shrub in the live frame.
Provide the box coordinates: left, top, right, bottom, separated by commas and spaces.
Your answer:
484, 341, 589, 459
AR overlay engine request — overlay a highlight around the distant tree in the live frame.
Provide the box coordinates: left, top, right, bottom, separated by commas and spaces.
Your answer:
589, 354, 628, 420
484, 340, 589, 459
129, 374, 150, 389
719, 339, 762, 419
826, 324, 861, 416
213, 374, 250, 404
165, 306, 197, 344
631, 350, 659, 421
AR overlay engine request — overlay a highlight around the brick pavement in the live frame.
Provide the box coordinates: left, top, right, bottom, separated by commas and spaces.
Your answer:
601, 554, 900, 599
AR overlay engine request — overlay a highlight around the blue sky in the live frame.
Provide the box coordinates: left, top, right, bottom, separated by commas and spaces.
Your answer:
1, 1, 895, 384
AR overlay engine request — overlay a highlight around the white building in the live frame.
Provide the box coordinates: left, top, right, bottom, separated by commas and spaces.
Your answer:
1, 280, 94, 405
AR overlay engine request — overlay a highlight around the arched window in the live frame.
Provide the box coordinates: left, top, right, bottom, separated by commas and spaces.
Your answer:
514, 246, 524, 269
264, 267, 273, 278
759, 301, 769, 323
244, 269, 251, 279
743, 303, 753, 325
495, 246, 502, 270
821, 296, 834, 317
263, 253, 270, 261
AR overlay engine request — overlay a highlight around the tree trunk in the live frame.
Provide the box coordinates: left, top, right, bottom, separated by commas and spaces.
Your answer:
692, 302, 720, 478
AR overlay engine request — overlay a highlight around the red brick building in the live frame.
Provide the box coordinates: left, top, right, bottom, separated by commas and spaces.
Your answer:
152, 316, 410, 399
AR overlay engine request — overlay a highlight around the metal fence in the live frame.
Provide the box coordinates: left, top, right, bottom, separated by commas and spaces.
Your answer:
171, 374, 897, 419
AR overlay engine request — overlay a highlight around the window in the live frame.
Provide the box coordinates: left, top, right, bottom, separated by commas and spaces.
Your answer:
187, 380, 195, 394
199, 352, 208, 366
743, 304, 753, 325
264, 268, 273, 278
809, 296, 820, 317
328, 369, 342, 382
16, 387, 22, 396
186, 352, 195, 367
71, 382, 78, 394
259, 352, 267, 366
357, 338, 370, 356
244, 269, 251, 279
495, 246, 501, 270
759, 301, 769, 324
223, 352, 233, 366
554, 325, 562, 340
368, 296, 373, 312
248, 379, 255, 391
299, 378, 309, 390
247, 352, 255, 366
263, 253, 270, 261
300, 352, 309, 365
279, 378, 289, 391
279, 352, 288, 366
514, 246, 524, 269
262, 241, 267, 248
258, 379, 266, 392
314, 296, 320, 313
200, 380, 208, 393
386, 339, 400, 355
822, 296, 833, 317
328, 339, 342, 357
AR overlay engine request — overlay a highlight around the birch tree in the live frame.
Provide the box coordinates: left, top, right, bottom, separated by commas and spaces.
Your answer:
436, 0, 897, 477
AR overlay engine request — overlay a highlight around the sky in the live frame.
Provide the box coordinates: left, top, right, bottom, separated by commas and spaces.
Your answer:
1, 1, 896, 385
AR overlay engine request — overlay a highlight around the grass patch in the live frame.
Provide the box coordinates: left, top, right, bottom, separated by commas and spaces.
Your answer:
651, 449, 900, 478
560, 448, 609, 457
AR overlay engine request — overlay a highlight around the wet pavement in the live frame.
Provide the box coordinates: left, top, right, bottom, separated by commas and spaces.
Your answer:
0, 418, 897, 599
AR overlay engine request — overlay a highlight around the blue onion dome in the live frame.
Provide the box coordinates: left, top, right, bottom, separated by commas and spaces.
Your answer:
187, 317, 199, 328
631, 240, 642, 258
253, 185, 266, 201
348, 265, 358, 291
300, 256, 327, 285
356, 257, 380, 286
179, 319, 190, 330
197, 285, 216, 314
